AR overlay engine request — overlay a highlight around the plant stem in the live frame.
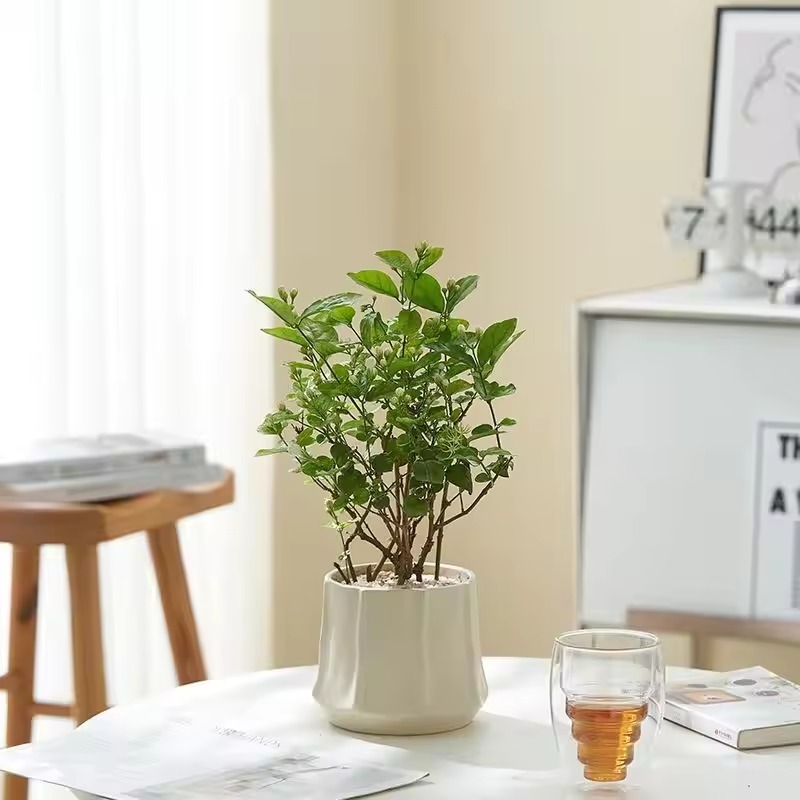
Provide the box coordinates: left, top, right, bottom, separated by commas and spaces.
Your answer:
433, 481, 450, 580
374, 547, 392, 575
344, 504, 394, 561
434, 527, 444, 581
414, 503, 436, 581
333, 562, 350, 584
454, 395, 476, 425
442, 481, 493, 527
337, 527, 357, 582
488, 401, 502, 448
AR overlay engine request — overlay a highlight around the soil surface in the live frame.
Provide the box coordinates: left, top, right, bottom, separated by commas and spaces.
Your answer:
349, 570, 468, 589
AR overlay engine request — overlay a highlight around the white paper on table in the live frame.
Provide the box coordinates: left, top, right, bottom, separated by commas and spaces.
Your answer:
0, 708, 428, 800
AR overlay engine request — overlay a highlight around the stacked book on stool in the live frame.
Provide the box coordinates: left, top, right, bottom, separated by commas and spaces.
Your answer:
0, 433, 223, 503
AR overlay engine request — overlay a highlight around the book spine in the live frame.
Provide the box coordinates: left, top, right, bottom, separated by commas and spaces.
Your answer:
667, 705, 740, 748
0, 463, 222, 503
0, 445, 205, 484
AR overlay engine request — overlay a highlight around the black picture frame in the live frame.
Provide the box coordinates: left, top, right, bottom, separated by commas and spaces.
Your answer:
701, 5, 800, 279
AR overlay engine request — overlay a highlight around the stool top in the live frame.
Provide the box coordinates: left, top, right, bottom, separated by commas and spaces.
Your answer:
0, 470, 234, 545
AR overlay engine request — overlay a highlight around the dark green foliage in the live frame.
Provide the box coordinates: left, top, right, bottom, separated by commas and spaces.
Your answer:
251, 244, 521, 584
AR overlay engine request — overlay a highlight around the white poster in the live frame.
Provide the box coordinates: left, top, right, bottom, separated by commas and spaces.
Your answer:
708, 9, 800, 280
753, 421, 800, 619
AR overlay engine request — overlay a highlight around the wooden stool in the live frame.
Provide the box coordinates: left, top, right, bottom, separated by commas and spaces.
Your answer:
0, 471, 234, 800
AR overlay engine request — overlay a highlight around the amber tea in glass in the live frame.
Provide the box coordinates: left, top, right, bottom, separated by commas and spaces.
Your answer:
550, 630, 664, 786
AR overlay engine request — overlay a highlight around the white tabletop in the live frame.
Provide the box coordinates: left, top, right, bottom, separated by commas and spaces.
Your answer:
81, 658, 800, 798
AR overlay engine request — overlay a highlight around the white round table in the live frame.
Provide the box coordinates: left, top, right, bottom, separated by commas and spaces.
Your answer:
84, 658, 800, 798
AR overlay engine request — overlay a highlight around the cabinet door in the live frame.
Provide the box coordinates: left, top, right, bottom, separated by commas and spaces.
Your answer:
580, 316, 800, 625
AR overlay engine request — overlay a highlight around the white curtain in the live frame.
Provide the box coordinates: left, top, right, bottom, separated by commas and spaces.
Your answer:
0, 1, 273, 794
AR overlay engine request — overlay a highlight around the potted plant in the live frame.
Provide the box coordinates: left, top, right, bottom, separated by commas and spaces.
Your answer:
250, 243, 521, 735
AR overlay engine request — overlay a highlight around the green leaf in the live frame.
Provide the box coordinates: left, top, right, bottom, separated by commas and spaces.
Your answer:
403, 495, 429, 517
489, 382, 516, 398
337, 469, 367, 495
370, 452, 394, 473
446, 463, 473, 493
247, 290, 298, 325
359, 313, 388, 348
352, 487, 371, 505
255, 447, 288, 456
316, 456, 335, 471
475, 375, 517, 401
418, 351, 441, 369
425, 340, 476, 368
287, 361, 314, 370
330, 443, 351, 465
413, 460, 445, 484
375, 250, 413, 273
470, 424, 496, 441
331, 363, 350, 382
499, 417, 517, 427
387, 357, 416, 375
475, 472, 492, 483
481, 446, 511, 457
365, 382, 394, 401
360, 315, 375, 348
327, 306, 356, 325
300, 319, 338, 343
300, 292, 360, 320
314, 341, 342, 357
373, 494, 390, 510
396, 309, 422, 335
421, 317, 441, 338
477, 319, 517, 367
491, 330, 524, 365
446, 275, 479, 311
403, 273, 445, 314
458, 446, 481, 462
493, 459, 511, 478
373, 313, 388, 342
332, 494, 349, 511
261, 327, 306, 346
295, 428, 316, 447
446, 362, 470, 378
348, 270, 399, 299
257, 409, 295, 435
446, 379, 472, 395
416, 246, 444, 273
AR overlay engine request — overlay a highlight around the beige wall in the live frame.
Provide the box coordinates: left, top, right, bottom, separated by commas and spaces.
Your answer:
396, 0, 708, 659
270, 0, 799, 666
270, 0, 400, 665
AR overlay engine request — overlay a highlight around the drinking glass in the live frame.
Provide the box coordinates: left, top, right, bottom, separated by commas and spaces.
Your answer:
549, 629, 664, 787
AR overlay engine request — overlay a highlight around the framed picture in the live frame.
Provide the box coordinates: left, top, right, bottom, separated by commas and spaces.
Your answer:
704, 6, 800, 281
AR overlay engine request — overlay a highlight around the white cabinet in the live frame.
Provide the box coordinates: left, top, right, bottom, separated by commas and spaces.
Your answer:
577, 283, 800, 627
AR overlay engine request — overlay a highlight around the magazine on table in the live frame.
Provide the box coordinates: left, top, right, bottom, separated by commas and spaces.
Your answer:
0, 462, 225, 504
666, 666, 800, 749
0, 432, 205, 484
0, 706, 428, 800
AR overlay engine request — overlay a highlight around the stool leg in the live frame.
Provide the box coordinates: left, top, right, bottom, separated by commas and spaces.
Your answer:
65, 543, 107, 723
147, 524, 206, 684
5, 545, 40, 800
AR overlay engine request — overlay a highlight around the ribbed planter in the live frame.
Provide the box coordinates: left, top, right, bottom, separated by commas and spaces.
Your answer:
313, 563, 487, 735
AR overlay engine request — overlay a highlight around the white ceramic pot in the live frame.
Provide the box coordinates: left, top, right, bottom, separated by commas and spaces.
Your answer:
313, 563, 487, 735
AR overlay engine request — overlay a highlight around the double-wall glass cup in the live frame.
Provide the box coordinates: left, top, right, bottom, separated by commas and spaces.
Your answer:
550, 630, 665, 787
